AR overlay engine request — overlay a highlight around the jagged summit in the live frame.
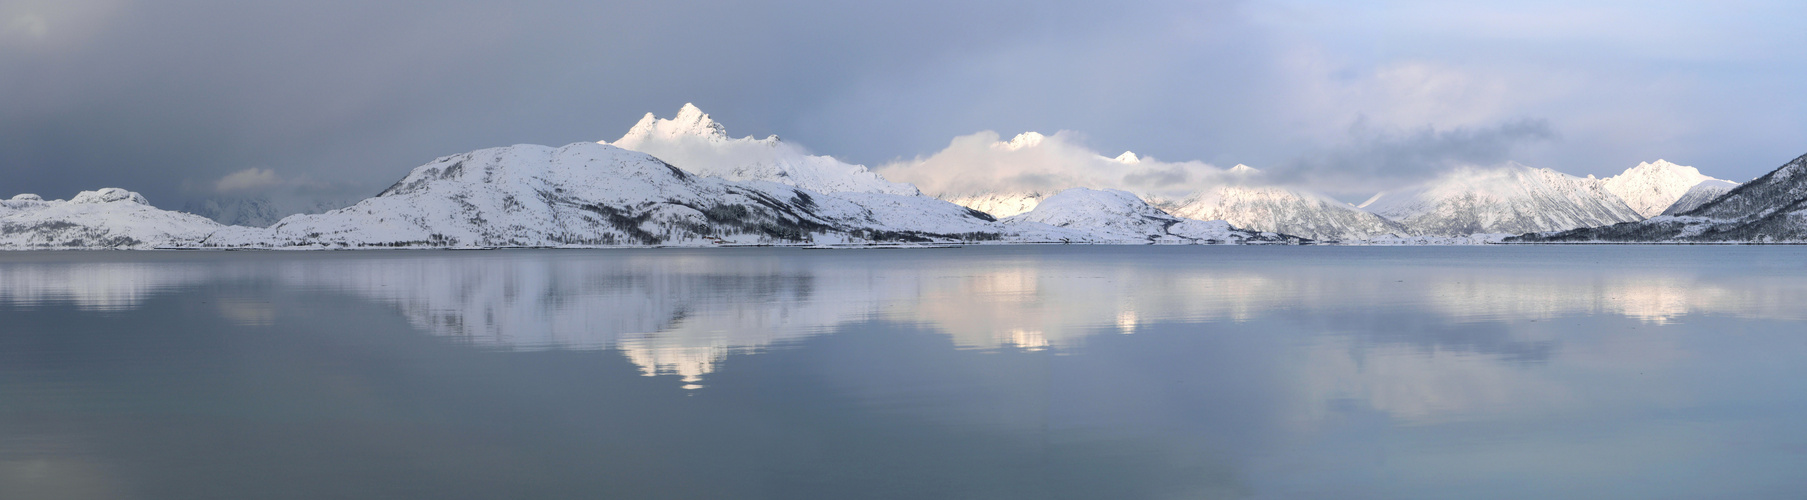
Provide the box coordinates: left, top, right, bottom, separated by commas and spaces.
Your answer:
1114, 151, 1141, 164
605, 105, 918, 196
615, 103, 737, 146
1512, 152, 1807, 242
1601, 159, 1730, 218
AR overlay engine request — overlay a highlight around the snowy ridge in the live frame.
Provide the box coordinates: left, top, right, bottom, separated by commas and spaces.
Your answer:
1361, 163, 1642, 236
1660, 179, 1738, 216
1601, 160, 1729, 218
608, 104, 919, 196
1, 144, 1295, 249
1167, 178, 1409, 241
1001, 188, 1303, 244
1513, 152, 1807, 243
202, 143, 997, 248
0, 189, 223, 249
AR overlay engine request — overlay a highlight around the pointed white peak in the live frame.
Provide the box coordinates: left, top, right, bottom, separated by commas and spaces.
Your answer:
1113, 151, 1141, 164
996, 132, 1047, 151
667, 103, 727, 138
609, 103, 736, 148
1227, 164, 1260, 175
603, 104, 920, 197
1602, 158, 1728, 218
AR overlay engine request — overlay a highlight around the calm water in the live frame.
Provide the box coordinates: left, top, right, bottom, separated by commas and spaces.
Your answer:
2, 246, 1804, 499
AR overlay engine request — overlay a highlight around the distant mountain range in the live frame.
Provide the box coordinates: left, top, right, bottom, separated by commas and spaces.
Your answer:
3, 104, 1797, 248
1511, 153, 1807, 243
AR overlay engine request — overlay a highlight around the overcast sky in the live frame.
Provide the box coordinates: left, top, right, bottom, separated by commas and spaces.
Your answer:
3, 0, 1804, 205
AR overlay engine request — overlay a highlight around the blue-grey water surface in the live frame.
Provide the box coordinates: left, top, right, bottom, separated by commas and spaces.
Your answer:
2, 246, 1805, 499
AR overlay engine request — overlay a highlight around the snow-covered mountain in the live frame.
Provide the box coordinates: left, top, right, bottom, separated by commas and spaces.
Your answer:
0, 189, 223, 249
4, 140, 1307, 249
1514, 152, 1807, 243
1001, 188, 1303, 244
204, 142, 999, 248
1660, 179, 1739, 216
1360, 163, 1643, 236
1163, 166, 1408, 241
1601, 160, 1733, 218
606, 104, 919, 196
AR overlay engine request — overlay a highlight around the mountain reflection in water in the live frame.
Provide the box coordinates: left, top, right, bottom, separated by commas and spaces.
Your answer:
2, 246, 1805, 499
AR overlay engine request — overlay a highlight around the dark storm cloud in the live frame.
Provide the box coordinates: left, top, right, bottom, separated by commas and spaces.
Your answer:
1269, 118, 1558, 197
0, 0, 1233, 206
2, 0, 1804, 208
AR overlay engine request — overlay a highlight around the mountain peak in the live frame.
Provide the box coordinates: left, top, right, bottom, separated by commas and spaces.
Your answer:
1228, 164, 1260, 174
675, 102, 707, 121
1114, 151, 1141, 164
1603, 159, 1724, 218
610, 104, 731, 147
1622, 159, 1703, 179
998, 132, 1046, 151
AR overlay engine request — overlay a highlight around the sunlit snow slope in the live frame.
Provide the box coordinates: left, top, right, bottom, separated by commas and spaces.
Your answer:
1601, 160, 1733, 218
1168, 182, 1408, 241
1002, 188, 1303, 244
1361, 163, 1642, 236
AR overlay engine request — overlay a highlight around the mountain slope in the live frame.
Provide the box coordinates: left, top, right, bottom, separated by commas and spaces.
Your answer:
1513, 153, 1807, 242
1601, 160, 1731, 218
204, 143, 1000, 248
1001, 188, 1303, 244
1166, 183, 1408, 241
1660, 179, 1739, 216
1360, 163, 1642, 235
606, 104, 919, 196
1, 189, 224, 248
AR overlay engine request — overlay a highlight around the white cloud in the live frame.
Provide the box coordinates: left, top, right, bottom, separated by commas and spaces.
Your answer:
212, 167, 285, 193
877, 130, 1242, 199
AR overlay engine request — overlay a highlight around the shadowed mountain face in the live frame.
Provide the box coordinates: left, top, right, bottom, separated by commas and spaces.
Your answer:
1511, 152, 1807, 243
1660, 180, 1739, 216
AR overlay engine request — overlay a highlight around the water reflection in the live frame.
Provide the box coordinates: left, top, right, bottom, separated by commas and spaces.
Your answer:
5, 248, 1807, 388
2, 247, 1806, 498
